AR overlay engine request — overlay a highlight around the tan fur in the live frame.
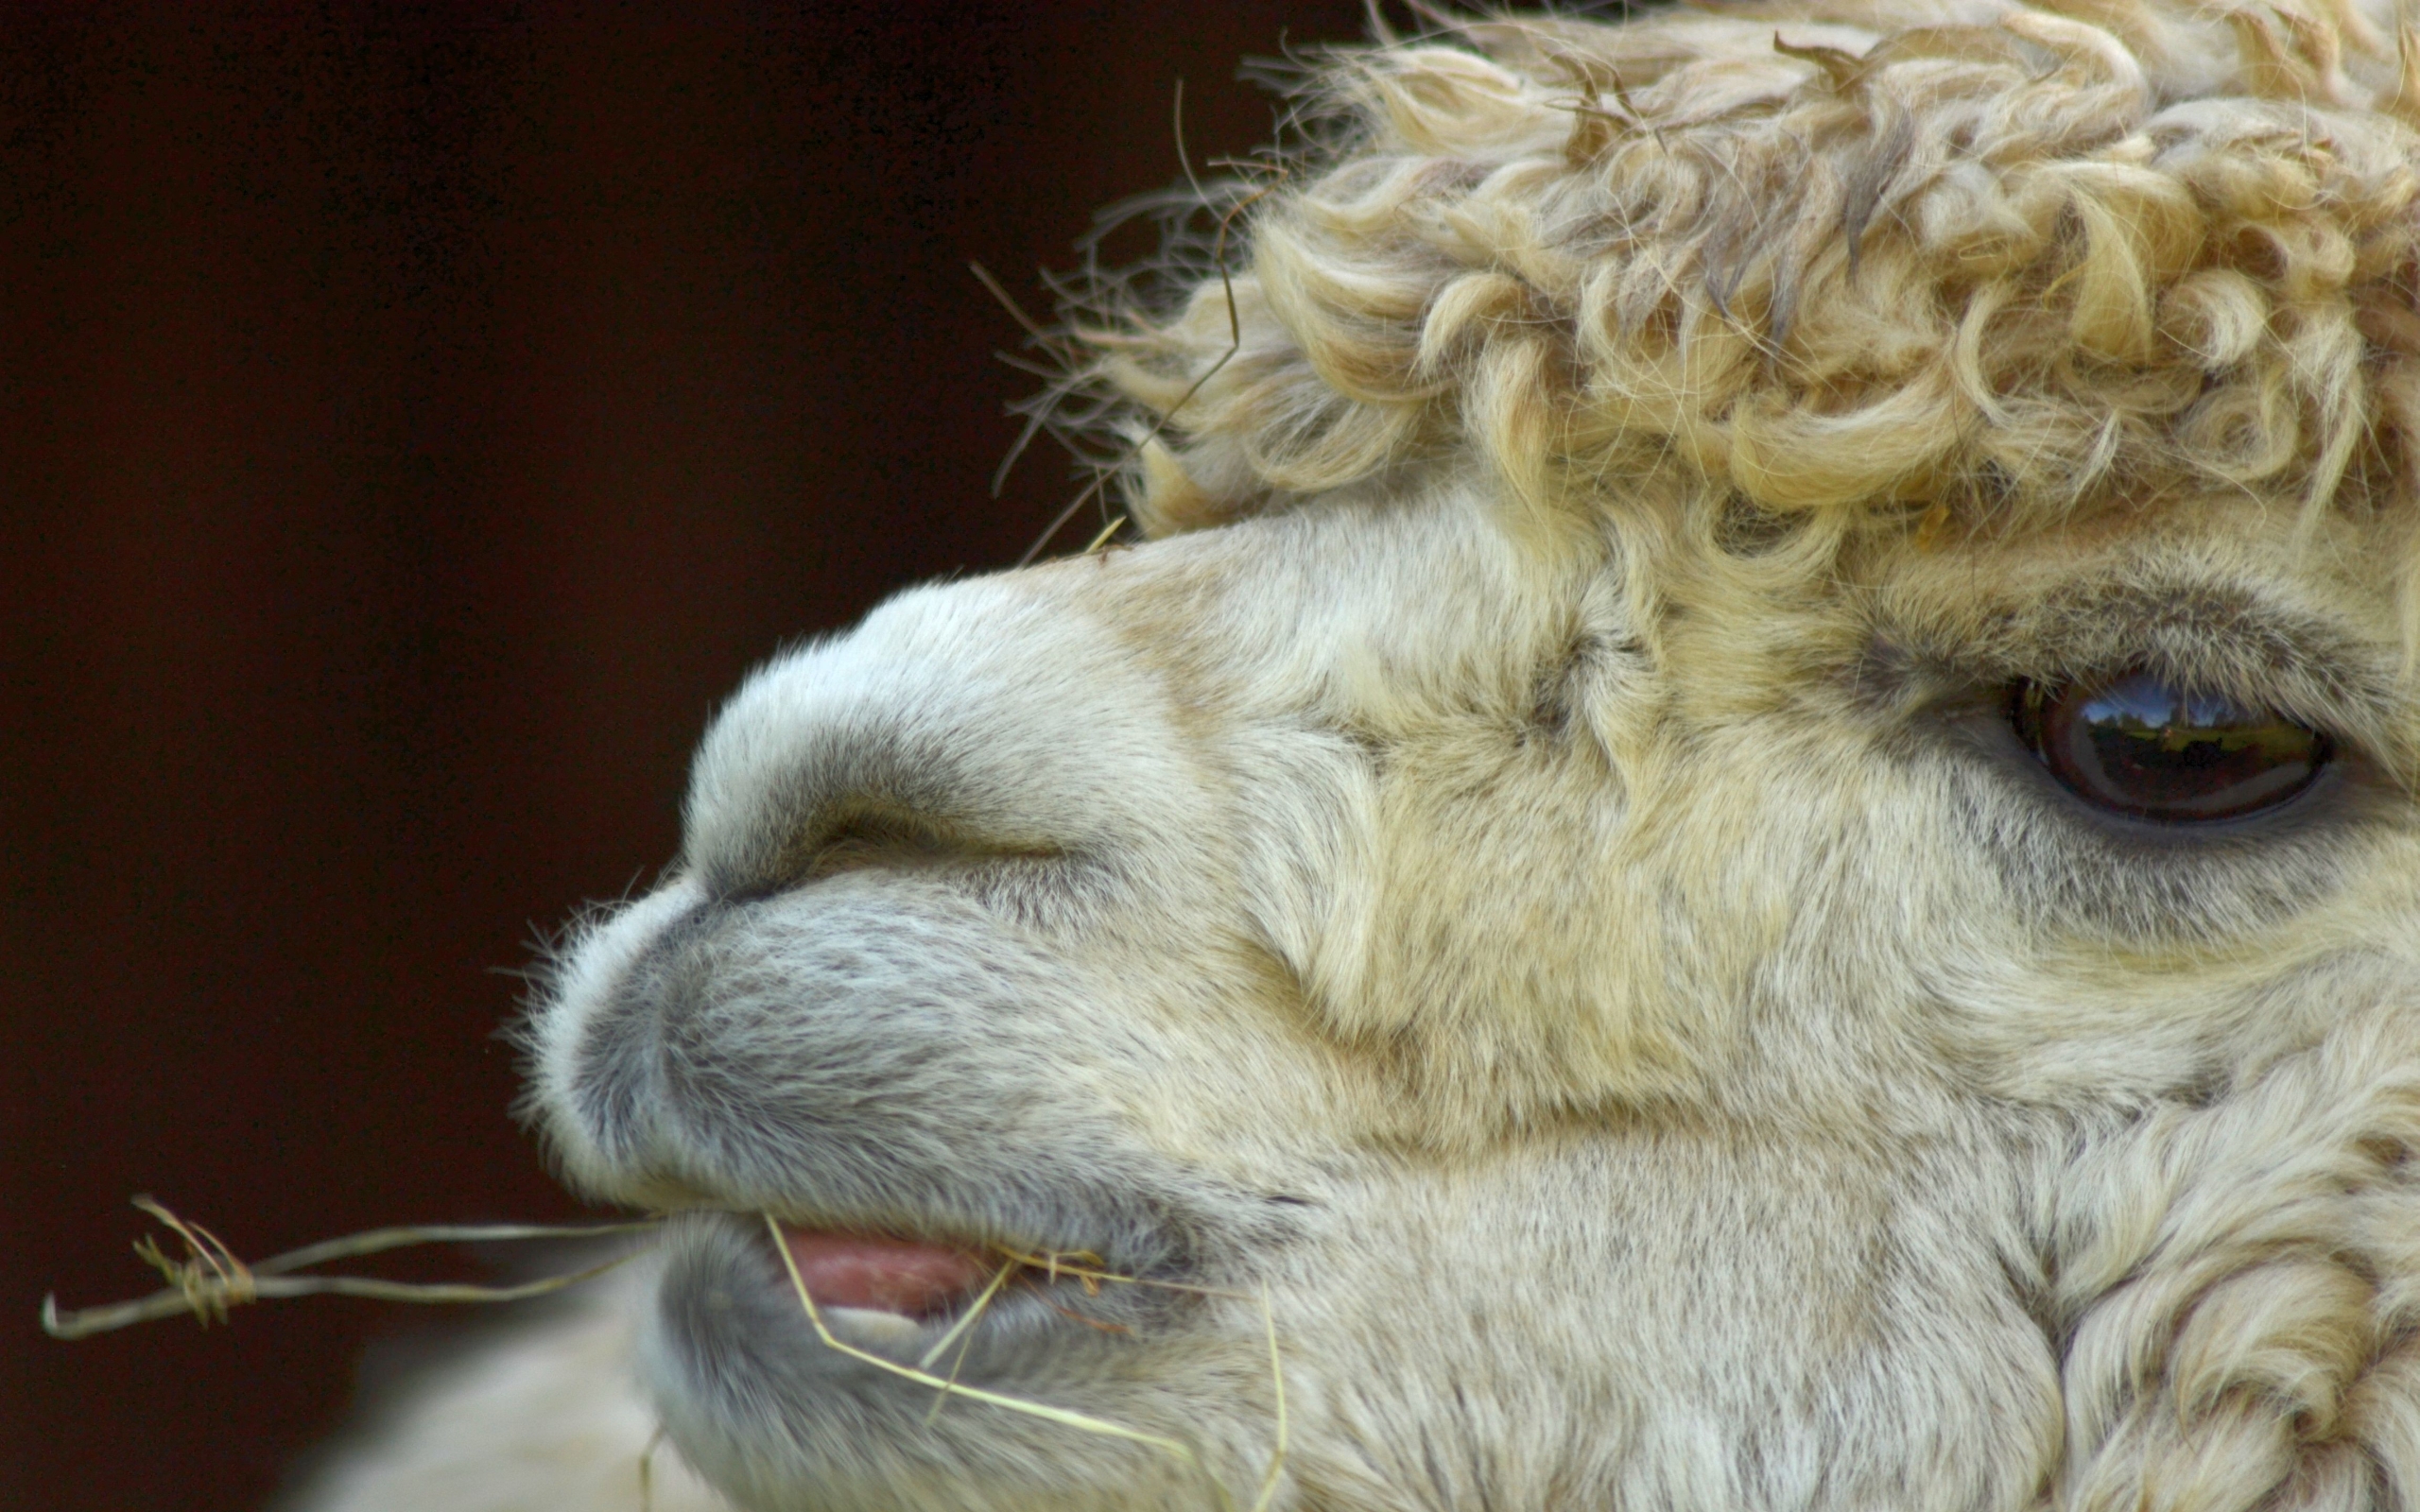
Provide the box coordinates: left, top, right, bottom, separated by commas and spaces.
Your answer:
294, 5, 2420, 1509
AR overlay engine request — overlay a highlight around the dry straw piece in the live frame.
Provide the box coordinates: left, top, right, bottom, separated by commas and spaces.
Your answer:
40, 1195, 659, 1341
43, 1197, 1288, 1510
977, 78, 1280, 568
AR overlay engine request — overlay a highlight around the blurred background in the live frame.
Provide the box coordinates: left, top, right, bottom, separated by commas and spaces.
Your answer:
2, 3, 1368, 1504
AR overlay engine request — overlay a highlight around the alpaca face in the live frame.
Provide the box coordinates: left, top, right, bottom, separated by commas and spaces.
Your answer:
477, 1, 2420, 1503
523, 472, 2420, 1511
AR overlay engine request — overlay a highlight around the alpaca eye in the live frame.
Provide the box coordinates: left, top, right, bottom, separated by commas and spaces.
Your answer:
2011, 673, 2330, 822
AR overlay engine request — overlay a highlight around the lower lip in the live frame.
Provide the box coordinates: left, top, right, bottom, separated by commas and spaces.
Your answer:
778, 1228, 990, 1318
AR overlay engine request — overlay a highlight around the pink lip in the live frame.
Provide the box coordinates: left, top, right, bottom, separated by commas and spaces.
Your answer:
778, 1228, 990, 1317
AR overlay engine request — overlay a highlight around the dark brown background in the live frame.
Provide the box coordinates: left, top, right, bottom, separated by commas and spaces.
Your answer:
2, 4, 1368, 1504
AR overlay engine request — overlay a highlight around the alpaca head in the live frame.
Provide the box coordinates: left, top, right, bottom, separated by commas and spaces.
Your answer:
522, 5, 2420, 1507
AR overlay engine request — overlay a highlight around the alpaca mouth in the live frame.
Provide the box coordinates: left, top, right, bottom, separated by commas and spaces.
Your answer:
775, 1226, 991, 1317
740, 1214, 1160, 1362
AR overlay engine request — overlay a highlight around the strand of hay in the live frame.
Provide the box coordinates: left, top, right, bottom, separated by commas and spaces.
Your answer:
39, 1195, 660, 1340
762, 1213, 1288, 1512
992, 1245, 1253, 1301
43, 1197, 1287, 1507
921, 1259, 1021, 1426
916, 1257, 1022, 1372
983, 79, 1282, 567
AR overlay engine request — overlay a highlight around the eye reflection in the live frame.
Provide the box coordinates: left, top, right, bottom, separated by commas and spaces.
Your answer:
2012, 672, 2330, 822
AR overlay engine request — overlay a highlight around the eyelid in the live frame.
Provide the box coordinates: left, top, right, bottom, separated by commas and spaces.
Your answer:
1896, 652, 2360, 748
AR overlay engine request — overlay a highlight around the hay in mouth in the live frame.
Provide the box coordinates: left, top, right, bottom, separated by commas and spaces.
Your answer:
42, 1196, 1291, 1509
760, 1213, 1288, 1512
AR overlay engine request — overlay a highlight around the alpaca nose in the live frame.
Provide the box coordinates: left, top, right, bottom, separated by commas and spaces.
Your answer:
675, 576, 1184, 909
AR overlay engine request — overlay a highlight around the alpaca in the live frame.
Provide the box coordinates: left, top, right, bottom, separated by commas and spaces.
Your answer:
294, 2, 2420, 1508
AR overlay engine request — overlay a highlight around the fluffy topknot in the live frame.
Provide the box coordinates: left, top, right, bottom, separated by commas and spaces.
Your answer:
1076, 0, 2420, 551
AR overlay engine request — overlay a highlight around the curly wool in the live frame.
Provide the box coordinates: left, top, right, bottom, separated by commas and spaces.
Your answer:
1083, 0, 2420, 555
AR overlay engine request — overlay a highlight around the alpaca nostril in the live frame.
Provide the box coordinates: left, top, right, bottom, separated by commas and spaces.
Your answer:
566, 901, 724, 1167
566, 991, 663, 1171
614, 902, 730, 1030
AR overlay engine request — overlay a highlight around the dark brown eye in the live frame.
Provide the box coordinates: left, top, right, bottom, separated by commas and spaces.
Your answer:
2012, 673, 2331, 822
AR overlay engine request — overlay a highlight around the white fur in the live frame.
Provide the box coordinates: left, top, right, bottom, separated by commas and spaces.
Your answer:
289, 5, 2420, 1508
